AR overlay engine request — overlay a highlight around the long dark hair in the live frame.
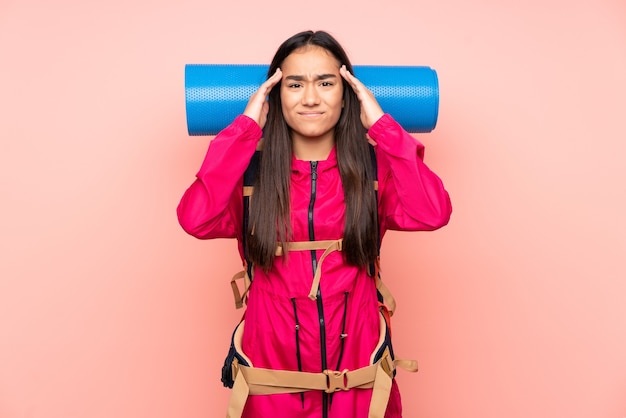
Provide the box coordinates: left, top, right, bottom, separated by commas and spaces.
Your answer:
247, 30, 378, 270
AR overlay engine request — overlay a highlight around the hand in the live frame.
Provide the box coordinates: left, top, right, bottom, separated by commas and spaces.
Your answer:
340, 65, 384, 130
243, 68, 282, 129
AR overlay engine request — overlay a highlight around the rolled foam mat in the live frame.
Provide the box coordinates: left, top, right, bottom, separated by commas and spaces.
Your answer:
185, 64, 439, 135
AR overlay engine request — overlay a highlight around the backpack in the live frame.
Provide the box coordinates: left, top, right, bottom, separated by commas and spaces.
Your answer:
219, 143, 416, 418
228, 142, 397, 314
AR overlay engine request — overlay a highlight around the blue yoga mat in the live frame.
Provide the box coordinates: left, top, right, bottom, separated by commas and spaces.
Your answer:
185, 64, 439, 135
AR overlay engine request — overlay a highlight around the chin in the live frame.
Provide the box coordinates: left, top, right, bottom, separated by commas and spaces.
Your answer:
300, 131, 331, 140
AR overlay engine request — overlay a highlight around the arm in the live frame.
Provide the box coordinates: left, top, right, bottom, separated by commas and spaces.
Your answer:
177, 115, 262, 239
369, 114, 452, 233
177, 68, 283, 240
338, 66, 452, 234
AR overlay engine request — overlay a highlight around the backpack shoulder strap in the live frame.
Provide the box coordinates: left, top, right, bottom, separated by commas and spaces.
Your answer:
368, 142, 380, 262
242, 144, 261, 277
368, 143, 397, 316
232, 142, 394, 311
230, 142, 262, 309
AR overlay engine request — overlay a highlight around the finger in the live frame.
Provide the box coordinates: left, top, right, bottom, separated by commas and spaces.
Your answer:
244, 69, 282, 124
253, 69, 282, 102
263, 68, 282, 94
339, 65, 363, 93
339, 65, 356, 89
340, 65, 384, 129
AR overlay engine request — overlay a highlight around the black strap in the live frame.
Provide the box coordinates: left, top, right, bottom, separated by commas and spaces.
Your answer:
242, 150, 261, 280
368, 143, 380, 251
368, 143, 381, 279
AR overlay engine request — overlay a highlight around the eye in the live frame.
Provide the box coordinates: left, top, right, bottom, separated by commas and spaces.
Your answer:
287, 83, 302, 88
320, 81, 334, 87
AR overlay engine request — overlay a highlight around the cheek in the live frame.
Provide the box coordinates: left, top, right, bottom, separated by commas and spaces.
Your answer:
280, 102, 292, 125
332, 86, 344, 107
331, 92, 344, 112
280, 91, 297, 112
279, 93, 290, 116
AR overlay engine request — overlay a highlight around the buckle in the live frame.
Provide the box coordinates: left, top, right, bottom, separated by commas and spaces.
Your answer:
323, 369, 349, 393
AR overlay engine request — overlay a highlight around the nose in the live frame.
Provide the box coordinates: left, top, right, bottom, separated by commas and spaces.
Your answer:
301, 85, 320, 106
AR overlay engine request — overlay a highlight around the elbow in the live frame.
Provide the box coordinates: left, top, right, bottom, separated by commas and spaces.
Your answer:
178, 217, 200, 238
429, 207, 452, 230
177, 200, 235, 240
389, 200, 452, 232
178, 215, 199, 239
177, 202, 208, 239
421, 194, 453, 231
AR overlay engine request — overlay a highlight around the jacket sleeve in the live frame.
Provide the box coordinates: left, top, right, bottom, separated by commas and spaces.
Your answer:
368, 114, 452, 235
177, 115, 262, 240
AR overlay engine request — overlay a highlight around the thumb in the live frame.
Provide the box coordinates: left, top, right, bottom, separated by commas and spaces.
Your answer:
259, 101, 270, 129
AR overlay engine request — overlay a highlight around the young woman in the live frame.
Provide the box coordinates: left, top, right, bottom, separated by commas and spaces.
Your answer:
178, 30, 452, 418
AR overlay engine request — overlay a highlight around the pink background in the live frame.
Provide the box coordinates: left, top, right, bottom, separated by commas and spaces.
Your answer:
1, 0, 625, 417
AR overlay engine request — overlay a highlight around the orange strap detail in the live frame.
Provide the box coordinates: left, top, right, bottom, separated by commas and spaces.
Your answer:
230, 261, 252, 309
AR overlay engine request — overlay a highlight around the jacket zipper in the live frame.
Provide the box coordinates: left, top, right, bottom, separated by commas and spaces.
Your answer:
330, 291, 350, 407
309, 161, 329, 417
335, 291, 349, 370
291, 298, 305, 408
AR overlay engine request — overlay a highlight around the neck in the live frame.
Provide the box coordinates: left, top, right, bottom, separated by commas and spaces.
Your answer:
291, 132, 335, 161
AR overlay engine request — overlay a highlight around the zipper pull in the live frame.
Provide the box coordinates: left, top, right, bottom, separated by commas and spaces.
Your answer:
311, 161, 318, 180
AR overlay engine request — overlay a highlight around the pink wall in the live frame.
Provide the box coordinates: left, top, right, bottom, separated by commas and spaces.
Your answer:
1, 0, 625, 417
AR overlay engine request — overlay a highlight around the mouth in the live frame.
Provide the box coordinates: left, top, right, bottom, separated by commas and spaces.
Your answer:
298, 112, 324, 118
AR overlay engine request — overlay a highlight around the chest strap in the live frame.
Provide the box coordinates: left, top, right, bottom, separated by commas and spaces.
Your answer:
276, 238, 343, 300
230, 238, 397, 312
230, 238, 343, 308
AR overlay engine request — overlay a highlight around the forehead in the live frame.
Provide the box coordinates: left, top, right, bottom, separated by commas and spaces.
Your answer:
281, 46, 341, 75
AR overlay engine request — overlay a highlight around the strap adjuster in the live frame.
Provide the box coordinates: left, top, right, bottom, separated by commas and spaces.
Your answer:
323, 369, 349, 393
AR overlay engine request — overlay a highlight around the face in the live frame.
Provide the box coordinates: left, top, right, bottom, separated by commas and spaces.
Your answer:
280, 46, 344, 144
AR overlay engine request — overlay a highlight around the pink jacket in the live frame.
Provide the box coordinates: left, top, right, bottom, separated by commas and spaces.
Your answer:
178, 114, 452, 417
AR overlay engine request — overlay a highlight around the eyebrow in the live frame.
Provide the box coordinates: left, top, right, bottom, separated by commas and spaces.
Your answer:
284, 73, 338, 81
